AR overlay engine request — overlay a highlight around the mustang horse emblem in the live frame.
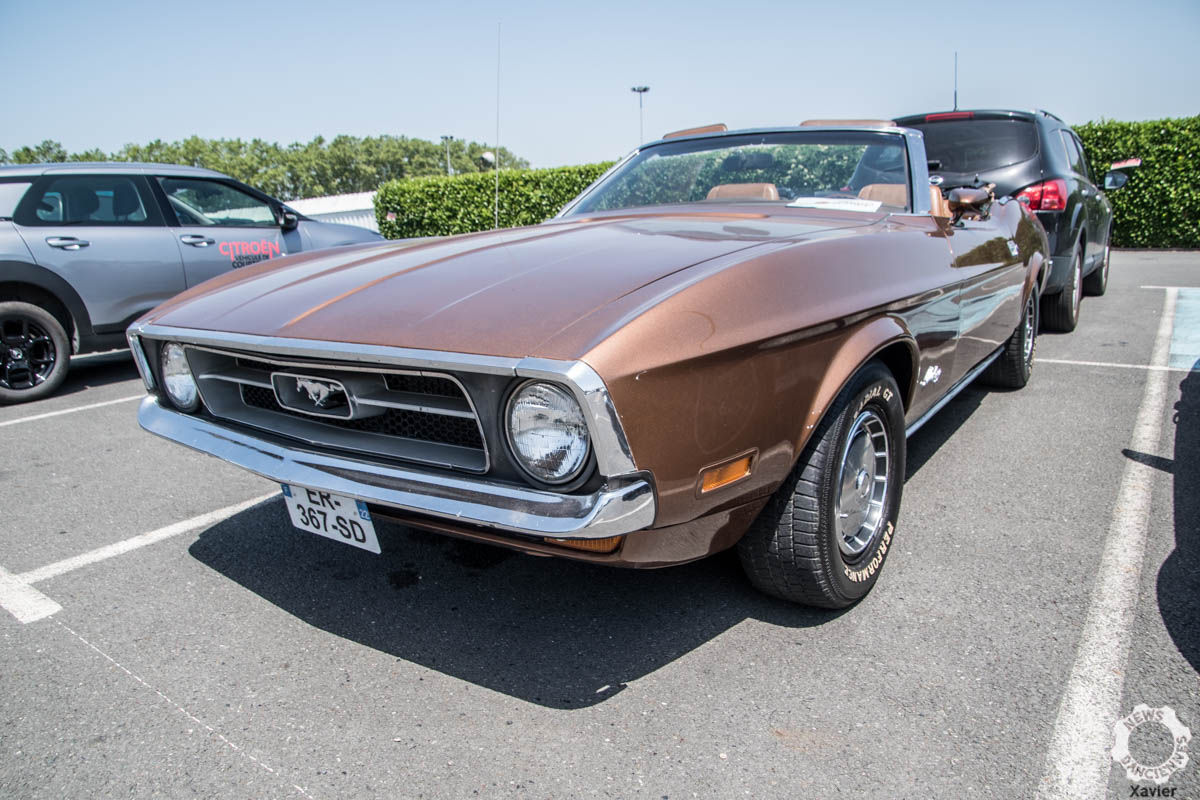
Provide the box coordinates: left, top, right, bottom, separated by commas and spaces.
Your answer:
295, 377, 345, 409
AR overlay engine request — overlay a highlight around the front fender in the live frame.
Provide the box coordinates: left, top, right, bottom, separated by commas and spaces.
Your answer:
598, 313, 918, 529
793, 315, 918, 460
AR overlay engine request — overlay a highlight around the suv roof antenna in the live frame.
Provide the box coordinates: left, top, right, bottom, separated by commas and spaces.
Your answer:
953, 52, 958, 111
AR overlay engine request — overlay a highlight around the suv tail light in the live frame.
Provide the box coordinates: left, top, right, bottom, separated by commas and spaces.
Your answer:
1015, 178, 1068, 211
925, 111, 974, 121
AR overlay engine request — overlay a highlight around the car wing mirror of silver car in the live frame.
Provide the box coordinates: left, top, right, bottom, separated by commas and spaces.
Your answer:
280, 211, 300, 232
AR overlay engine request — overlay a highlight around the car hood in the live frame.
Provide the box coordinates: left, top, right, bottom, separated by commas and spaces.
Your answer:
144, 209, 879, 360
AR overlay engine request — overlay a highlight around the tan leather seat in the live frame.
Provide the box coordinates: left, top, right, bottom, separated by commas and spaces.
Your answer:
857, 183, 907, 208
706, 182, 780, 201
929, 185, 952, 218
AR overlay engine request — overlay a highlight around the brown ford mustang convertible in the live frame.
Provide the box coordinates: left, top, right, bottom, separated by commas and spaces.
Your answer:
129, 124, 1048, 608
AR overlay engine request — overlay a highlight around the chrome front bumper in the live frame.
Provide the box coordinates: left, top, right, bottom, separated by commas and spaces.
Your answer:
139, 396, 656, 539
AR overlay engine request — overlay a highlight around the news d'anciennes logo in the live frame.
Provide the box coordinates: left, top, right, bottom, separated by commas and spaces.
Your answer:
1111, 704, 1191, 787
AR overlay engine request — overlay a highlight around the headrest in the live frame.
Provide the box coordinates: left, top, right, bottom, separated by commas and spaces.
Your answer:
66, 186, 99, 221
857, 183, 907, 207
706, 182, 780, 201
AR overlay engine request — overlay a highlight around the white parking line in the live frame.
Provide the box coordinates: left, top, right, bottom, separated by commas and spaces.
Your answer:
0, 564, 62, 623
1035, 288, 1177, 799
1039, 358, 1189, 372
2, 493, 276, 624
0, 394, 143, 428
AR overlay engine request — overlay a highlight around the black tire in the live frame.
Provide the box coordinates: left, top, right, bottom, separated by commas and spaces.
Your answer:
1083, 237, 1110, 296
1042, 245, 1083, 332
738, 361, 904, 608
984, 287, 1038, 389
0, 301, 71, 405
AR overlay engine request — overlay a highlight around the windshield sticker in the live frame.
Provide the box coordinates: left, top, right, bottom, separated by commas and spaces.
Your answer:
219, 239, 281, 268
787, 197, 883, 212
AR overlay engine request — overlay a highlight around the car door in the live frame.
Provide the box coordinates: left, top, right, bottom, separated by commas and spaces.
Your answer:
1061, 131, 1103, 267
153, 176, 287, 288
11, 173, 184, 331
1067, 130, 1106, 264
943, 213, 1025, 379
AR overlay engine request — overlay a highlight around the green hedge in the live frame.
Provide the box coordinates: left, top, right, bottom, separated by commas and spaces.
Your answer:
1076, 115, 1200, 248
374, 117, 1200, 247
375, 162, 615, 239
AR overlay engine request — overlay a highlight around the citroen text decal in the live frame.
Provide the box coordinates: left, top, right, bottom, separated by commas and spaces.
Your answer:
219, 239, 281, 268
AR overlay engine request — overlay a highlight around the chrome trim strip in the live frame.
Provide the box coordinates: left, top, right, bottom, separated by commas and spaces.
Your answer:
138, 397, 656, 539
131, 323, 521, 375
515, 357, 638, 476
126, 334, 155, 391
905, 347, 1003, 438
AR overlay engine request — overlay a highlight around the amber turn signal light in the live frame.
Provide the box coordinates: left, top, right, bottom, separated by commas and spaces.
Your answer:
700, 454, 754, 494
544, 536, 624, 553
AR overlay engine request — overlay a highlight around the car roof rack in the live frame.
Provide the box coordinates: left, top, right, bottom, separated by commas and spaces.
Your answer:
801, 119, 895, 127
1036, 109, 1064, 122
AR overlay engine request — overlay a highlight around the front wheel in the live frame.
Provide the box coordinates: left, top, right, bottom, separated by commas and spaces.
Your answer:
0, 301, 71, 405
738, 361, 905, 608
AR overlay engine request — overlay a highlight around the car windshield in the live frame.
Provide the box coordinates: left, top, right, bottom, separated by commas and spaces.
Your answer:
909, 118, 1038, 173
568, 130, 910, 215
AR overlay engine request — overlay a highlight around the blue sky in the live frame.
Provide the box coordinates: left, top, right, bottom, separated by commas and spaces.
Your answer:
1, 0, 1197, 168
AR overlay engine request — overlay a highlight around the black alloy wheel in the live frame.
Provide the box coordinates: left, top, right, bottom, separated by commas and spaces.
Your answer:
0, 302, 70, 404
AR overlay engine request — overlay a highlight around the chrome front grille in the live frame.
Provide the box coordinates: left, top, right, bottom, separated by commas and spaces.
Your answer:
187, 347, 488, 473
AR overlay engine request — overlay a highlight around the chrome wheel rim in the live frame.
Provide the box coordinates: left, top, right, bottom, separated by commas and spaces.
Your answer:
835, 409, 890, 557
1022, 293, 1037, 363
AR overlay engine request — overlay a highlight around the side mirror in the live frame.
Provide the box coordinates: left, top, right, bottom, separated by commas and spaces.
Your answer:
280, 210, 300, 232
948, 186, 992, 220
1103, 170, 1129, 191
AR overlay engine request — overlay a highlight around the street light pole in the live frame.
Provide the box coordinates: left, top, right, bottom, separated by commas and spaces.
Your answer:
440, 135, 453, 176
630, 86, 649, 144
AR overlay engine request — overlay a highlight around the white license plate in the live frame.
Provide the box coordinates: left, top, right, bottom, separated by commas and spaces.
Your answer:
281, 484, 380, 554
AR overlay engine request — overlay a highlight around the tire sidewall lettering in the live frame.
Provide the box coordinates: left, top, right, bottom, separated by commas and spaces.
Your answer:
832, 374, 903, 598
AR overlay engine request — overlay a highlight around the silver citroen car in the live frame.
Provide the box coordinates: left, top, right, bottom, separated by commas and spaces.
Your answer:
0, 162, 382, 403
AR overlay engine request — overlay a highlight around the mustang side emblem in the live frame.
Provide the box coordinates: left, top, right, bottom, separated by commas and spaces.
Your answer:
918, 365, 942, 387
295, 377, 346, 409
1007, 240, 1021, 257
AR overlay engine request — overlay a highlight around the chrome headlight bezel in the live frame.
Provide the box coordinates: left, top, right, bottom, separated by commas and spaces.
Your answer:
504, 380, 592, 486
159, 341, 200, 412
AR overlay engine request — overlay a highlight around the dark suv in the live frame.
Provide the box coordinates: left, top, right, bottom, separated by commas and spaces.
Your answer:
894, 109, 1129, 332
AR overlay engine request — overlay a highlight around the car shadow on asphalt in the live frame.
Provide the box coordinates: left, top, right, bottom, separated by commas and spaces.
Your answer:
60, 350, 139, 396
1157, 361, 1199, 673
189, 502, 844, 710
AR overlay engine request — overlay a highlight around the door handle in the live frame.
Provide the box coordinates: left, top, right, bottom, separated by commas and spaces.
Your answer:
46, 236, 89, 250
180, 234, 216, 247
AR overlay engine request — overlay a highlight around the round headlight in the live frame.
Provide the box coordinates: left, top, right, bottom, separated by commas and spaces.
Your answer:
506, 381, 591, 485
160, 342, 199, 412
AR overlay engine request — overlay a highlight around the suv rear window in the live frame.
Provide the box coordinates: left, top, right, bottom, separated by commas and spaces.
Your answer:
910, 119, 1038, 173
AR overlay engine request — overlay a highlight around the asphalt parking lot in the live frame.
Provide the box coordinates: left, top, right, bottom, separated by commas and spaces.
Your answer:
1, 251, 1197, 799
